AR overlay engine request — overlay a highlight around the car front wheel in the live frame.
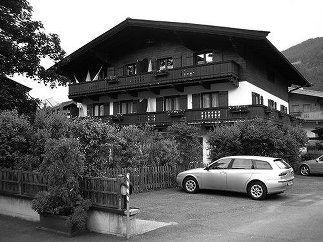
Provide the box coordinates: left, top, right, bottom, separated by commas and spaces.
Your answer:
248, 181, 267, 200
300, 165, 310, 176
183, 177, 199, 193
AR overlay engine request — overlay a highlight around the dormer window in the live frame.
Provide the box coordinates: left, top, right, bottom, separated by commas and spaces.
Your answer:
158, 57, 173, 71
196, 52, 213, 65
126, 63, 137, 76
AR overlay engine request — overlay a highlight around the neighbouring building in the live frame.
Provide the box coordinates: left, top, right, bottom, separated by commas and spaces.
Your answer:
53, 18, 310, 163
50, 100, 78, 118
289, 88, 323, 141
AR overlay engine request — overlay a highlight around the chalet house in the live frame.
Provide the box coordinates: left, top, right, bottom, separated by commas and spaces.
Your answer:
54, 18, 310, 163
289, 88, 323, 140
50, 100, 78, 118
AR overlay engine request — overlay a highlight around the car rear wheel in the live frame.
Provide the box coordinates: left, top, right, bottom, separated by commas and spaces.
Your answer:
183, 177, 199, 193
300, 165, 310, 176
248, 181, 267, 200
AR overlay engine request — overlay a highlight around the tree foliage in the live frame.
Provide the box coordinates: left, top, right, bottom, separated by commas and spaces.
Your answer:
167, 122, 202, 167
208, 118, 308, 165
0, 0, 67, 86
0, 76, 40, 119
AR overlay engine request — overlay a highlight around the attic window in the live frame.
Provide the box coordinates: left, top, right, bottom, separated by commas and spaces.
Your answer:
126, 64, 137, 76
158, 58, 173, 71
196, 52, 213, 65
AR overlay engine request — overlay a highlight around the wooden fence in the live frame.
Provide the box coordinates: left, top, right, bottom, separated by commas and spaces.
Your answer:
0, 164, 202, 209
0, 169, 125, 209
104, 164, 203, 194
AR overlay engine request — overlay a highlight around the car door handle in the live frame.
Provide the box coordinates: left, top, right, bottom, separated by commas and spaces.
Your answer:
220, 171, 226, 175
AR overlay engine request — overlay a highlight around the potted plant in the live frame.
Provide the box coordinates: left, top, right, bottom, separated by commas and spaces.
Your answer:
167, 109, 185, 117
155, 69, 169, 77
229, 106, 249, 113
111, 113, 124, 121
32, 138, 91, 236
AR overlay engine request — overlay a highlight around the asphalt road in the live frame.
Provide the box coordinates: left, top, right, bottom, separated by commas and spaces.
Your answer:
130, 174, 323, 242
0, 174, 322, 242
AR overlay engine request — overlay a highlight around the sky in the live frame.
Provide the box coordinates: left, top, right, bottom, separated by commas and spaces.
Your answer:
14, 0, 323, 104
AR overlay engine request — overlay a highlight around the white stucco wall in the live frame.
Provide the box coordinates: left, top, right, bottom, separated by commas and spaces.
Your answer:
228, 81, 289, 112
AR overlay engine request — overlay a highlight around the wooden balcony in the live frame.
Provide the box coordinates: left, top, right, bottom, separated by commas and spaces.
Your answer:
292, 111, 323, 121
69, 61, 240, 99
98, 105, 299, 127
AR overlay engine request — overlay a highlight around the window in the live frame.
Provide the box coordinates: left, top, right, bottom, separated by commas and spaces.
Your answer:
291, 105, 299, 113
158, 57, 173, 71
126, 64, 136, 76
268, 99, 277, 109
303, 104, 311, 112
253, 160, 272, 170
252, 92, 263, 105
202, 93, 219, 108
94, 104, 104, 117
280, 105, 288, 113
196, 52, 213, 65
164, 96, 180, 111
274, 159, 291, 169
231, 159, 253, 169
209, 158, 232, 169
120, 101, 134, 114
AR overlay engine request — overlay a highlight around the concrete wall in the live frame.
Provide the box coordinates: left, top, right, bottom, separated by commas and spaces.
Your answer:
0, 194, 139, 237
0, 195, 39, 221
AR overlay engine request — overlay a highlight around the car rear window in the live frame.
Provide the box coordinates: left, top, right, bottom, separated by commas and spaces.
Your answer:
274, 159, 291, 169
253, 160, 272, 170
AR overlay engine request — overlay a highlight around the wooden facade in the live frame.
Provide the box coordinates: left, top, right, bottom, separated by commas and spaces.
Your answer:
54, 19, 310, 127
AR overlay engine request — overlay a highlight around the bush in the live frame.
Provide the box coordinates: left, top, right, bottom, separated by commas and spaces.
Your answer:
208, 118, 308, 166
167, 122, 202, 167
0, 110, 33, 169
70, 118, 122, 175
301, 151, 323, 161
32, 138, 91, 231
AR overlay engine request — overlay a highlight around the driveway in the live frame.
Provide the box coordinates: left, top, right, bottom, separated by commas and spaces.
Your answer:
0, 175, 322, 241
130, 174, 323, 242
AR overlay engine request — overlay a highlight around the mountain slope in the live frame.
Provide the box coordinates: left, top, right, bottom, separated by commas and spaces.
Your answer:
282, 37, 323, 91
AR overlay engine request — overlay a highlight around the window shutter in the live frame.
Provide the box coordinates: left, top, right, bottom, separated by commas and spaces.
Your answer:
117, 66, 124, 76
192, 93, 201, 109
87, 104, 93, 117
183, 52, 194, 66
218, 91, 228, 107
260, 96, 264, 105
252, 92, 256, 105
113, 102, 120, 115
104, 103, 110, 116
156, 97, 164, 112
173, 55, 182, 68
180, 95, 187, 110
132, 100, 138, 113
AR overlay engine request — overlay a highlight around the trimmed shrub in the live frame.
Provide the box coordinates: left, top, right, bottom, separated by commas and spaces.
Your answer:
208, 118, 308, 166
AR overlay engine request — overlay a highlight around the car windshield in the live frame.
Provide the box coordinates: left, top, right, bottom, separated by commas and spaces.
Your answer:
274, 159, 291, 169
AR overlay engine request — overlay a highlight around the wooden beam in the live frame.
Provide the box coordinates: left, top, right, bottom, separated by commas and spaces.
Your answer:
147, 87, 160, 95
199, 81, 211, 90
107, 93, 118, 99
126, 90, 138, 97
172, 85, 184, 92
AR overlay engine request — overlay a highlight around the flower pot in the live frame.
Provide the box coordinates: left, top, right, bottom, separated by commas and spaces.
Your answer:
38, 214, 84, 237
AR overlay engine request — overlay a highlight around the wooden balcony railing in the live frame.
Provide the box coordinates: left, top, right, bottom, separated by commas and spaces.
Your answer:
98, 105, 299, 126
69, 61, 240, 98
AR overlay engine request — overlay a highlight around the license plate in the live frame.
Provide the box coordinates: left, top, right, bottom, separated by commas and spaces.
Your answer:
287, 181, 293, 186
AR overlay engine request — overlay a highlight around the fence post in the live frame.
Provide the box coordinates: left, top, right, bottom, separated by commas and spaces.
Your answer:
125, 173, 130, 239
117, 174, 123, 210
18, 171, 22, 195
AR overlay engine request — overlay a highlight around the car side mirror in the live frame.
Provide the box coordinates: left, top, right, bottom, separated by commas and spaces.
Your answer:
205, 166, 210, 171
316, 158, 319, 162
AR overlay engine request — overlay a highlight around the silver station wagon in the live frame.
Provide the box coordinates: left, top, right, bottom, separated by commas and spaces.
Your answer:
177, 156, 294, 200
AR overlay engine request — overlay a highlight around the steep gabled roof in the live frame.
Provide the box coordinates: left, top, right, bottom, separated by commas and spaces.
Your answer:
54, 18, 310, 87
